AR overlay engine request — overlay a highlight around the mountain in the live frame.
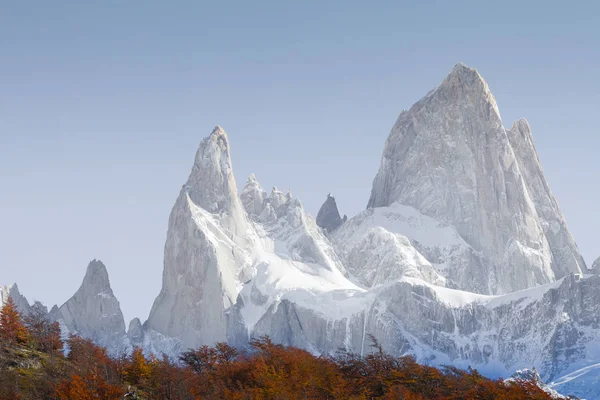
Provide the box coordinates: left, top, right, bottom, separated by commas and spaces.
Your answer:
0, 284, 31, 315
145, 126, 353, 352
1, 63, 595, 398
506, 118, 586, 278
55, 259, 129, 354
316, 194, 346, 232
592, 257, 600, 274
145, 126, 254, 350
135, 64, 595, 397
366, 63, 583, 295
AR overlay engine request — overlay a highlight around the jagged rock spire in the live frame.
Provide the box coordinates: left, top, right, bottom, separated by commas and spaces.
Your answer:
80, 259, 111, 291
147, 126, 253, 349
507, 118, 585, 277
58, 260, 127, 350
183, 125, 248, 236
316, 194, 344, 233
0, 283, 31, 315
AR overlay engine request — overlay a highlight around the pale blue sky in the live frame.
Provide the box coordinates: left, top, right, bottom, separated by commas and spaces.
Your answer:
1, 1, 598, 323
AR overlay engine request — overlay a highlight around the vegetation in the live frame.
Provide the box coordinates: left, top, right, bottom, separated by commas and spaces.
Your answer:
0, 298, 562, 399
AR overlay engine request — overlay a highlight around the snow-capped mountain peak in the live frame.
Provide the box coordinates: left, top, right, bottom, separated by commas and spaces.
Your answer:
3, 64, 595, 399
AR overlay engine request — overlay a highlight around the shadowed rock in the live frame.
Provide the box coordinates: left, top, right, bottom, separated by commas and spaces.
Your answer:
316, 194, 344, 233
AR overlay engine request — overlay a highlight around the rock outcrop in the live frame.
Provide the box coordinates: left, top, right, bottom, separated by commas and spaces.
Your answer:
0, 284, 31, 315
127, 318, 144, 347
506, 118, 586, 277
316, 194, 345, 232
591, 257, 600, 274
57, 260, 128, 353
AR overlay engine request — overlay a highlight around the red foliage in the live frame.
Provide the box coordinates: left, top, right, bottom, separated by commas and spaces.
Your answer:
54, 373, 122, 400
0, 315, 561, 400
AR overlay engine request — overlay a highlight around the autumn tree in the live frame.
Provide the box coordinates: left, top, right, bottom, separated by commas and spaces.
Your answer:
0, 297, 28, 347
24, 301, 63, 354
62, 334, 123, 396
54, 373, 122, 400
123, 347, 152, 386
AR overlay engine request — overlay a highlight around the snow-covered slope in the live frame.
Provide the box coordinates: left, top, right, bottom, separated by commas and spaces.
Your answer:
331, 203, 448, 288
548, 363, 600, 399
505, 369, 567, 399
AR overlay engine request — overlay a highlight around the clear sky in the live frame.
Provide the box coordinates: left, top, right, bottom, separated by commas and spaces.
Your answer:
1, 1, 598, 324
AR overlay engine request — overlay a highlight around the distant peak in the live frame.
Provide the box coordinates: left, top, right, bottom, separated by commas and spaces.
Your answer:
441, 62, 488, 92
128, 317, 142, 332
83, 259, 111, 290
510, 118, 531, 133
211, 125, 226, 136
316, 193, 344, 232
452, 62, 476, 73
243, 173, 263, 192
1, 283, 22, 300
7, 283, 19, 293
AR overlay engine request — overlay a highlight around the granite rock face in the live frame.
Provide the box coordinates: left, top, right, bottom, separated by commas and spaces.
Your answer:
127, 317, 144, 347
248, 273, 600, 388
366, 63, 582, 294
145, 126, 254, 351
57, 260, 128, 353
316, 194, 345, 233
0, 284, 32, 315
506, 118, 586, 277
591, 257, 600, 274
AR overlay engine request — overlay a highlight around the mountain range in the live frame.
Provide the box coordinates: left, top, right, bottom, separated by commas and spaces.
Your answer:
3, 63, 599, 399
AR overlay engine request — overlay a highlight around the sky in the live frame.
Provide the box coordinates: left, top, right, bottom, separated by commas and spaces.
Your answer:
1, 1, 599, 324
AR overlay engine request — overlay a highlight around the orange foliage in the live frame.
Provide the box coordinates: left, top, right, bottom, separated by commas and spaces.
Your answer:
0, 297, 29, 346
123, 347, 153, 386
0, 310, 562, 400
54, 373, 122, 400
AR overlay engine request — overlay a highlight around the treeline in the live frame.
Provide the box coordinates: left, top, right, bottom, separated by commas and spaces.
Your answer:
0, 297, 560, 399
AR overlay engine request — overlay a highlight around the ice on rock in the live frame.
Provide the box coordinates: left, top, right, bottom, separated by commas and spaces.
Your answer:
505, 368, 567, 399
332, 204, 448, 288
